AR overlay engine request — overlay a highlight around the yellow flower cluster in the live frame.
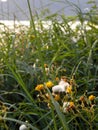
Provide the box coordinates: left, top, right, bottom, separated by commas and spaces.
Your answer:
35, 81, 54, 91
44, 64, 48, 68
69, 102, 75, 108
46, 81, 54, 88
55, 77, 59, 82
66, 86, 72, 94
35, 84, 44, 91
54, 94, 60, 101
89, 95, 95, 101
34, 75, 97, 116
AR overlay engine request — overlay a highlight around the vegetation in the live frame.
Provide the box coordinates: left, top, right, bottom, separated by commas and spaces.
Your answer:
0, 0, 98, 129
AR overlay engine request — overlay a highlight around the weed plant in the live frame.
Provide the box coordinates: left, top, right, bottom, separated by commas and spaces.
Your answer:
0, 0, 98, 130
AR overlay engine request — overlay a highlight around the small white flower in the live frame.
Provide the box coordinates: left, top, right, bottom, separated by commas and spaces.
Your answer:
19, 124, 28, 130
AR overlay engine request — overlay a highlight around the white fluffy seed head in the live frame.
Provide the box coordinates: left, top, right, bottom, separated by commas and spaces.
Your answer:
52, 80, 70, 93
19, 124, 28, 130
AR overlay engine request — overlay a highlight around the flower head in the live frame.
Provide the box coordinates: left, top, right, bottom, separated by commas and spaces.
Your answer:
46, 81, 53, 88
35, 84, 44, 91
89, 95, 95, 101
44, 64, 48, 68
66, 86, 72, 94
69, 102, 75, 108
54, 94, 60, 101
79, 96, 85, 102
45, 93, 50, 100
61, 76, 67, 82
55, 77, 59, 82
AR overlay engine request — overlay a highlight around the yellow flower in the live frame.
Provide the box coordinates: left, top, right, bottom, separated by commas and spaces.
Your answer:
35, 84, 44, 91
61, 76, 67, 82
44, 64, 48, 68
55, 77, 59, 82
45, 93, 50, 100
66, 86, 72, 94
79, 96, 85, 102
54, 94, 60, 101
89, 95, 95, 101
46, 81, 53, 88
69, 102, 75, 108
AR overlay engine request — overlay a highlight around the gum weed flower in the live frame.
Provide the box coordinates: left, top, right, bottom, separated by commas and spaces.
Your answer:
69, 102, 75, 108
46, 81, 53, 88
79, 96, 85, 102
89, 95, 95, 101
66, 86, 72, 94
44, 64, 48, 68
54, 94, 60, 101
64, 102, 76, 112
45, 93, 50, 100
79, 96, 88, 107
55, 77, 59, 82
35, 84, 44, 91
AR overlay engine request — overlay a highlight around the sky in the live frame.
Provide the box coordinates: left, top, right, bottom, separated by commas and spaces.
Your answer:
0, 0, 97, 20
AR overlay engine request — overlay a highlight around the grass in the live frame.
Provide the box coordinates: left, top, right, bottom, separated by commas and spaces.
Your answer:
0, 0, 98, 129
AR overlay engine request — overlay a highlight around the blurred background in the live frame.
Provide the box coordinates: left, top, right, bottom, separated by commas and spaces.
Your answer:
0, 0, 97, 20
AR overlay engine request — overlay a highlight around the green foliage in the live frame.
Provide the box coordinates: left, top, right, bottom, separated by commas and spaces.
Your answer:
0, 0, 98, 129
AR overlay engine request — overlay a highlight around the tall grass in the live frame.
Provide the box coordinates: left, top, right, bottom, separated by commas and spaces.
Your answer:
0, 0, 98, 129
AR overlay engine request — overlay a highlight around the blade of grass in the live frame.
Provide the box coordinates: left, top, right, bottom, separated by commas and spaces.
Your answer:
2, 117, 39, 130
46, 87, 69, 130
6, 63, 33, 103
